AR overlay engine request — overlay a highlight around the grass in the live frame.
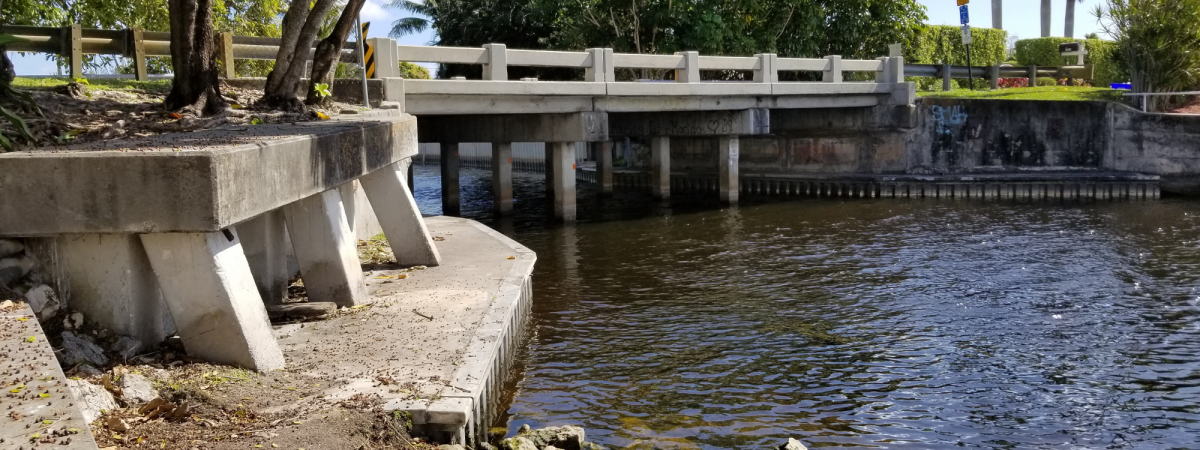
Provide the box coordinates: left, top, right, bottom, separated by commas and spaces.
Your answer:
13, 76, 173, 93
919, 86, 1125, 102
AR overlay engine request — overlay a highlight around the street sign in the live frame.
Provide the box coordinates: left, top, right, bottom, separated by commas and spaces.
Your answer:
957, 0, 969, 5
961, 24, 972, 45
959, 5, 970, 24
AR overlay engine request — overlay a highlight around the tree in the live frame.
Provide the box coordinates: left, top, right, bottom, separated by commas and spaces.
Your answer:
163, 0, 225, 115
258, 0, 339, 111
992, 0, 1002, 29
1095, 0, 1200, 110
1065, 0, 1084, 37
306, 0, 368, 106
387, 0, 433, 39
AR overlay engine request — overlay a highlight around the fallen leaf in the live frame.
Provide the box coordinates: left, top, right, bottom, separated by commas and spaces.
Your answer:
24, 336, 35, 343
507, 256, 516, 260
315, 111, 330, 120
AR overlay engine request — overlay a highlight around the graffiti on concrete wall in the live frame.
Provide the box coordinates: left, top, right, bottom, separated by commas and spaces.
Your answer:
931, 104, 968, 135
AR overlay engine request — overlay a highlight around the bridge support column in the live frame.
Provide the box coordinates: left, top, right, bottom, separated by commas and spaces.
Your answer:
544, 145, 556, 197
236, 210, 290, 306
282, 189, 369, 307
360, 160, 442, 266
140, 229, 285, 371
551, 142, 577, 221
651, 136, 670, 200
594, 141, 613, 195
441, 143, 460, 216
492, 142, 514, 215
719, 136, 739, 205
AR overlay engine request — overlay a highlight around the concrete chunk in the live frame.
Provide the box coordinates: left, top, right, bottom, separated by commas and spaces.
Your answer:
66, 378, 118, 424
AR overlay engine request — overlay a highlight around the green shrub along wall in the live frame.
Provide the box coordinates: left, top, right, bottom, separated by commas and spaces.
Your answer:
1014, 37, 1126, 86
908, 25, 1008, 66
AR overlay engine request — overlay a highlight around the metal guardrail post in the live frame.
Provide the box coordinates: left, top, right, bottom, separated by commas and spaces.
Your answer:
219, 32, 236, 79
942, 63, 951, 91
823, 55, 842, 83
129, 27, 148, 81
64, 24, 83, 79
1027, 65, 1037, 87
989, 64, 1000, 90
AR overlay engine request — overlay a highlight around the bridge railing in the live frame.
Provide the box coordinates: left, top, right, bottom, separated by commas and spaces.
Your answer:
391, 42, 906, 97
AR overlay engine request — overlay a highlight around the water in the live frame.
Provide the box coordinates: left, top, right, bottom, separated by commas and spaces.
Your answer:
412, 166, 1200, 449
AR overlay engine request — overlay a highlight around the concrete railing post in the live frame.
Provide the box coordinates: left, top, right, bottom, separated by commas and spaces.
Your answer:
492, 142, 514, 214
754, 53, 777, 83
64, 24, 82, 79
367, 37, 400, 78
483, 43, 507, 81
651, 136, 670, 199
282, 190, 370, 308
875, 57, 889, 83
719, 136, 739, 205
219, 32, 236, 79
441, 143, 461, 216
675, 51, 699, 83
585, 48, 609, 82
550, 142, 577, 221
942, 63, 953, 91
889, 56, 905, 83
140, 230, 285, 371
989, 64, 1001, 90
823, 55, 842, 83
360, 160, 443, 266
129, 27, 148, 81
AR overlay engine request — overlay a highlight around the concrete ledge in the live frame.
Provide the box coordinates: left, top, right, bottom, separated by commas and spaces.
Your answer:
417, 113, 608, 143
609, 109, 770, 138
0, 112, 418, 236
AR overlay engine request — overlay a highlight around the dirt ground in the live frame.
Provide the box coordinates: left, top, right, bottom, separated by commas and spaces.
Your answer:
9, 80, 366, 150
1170, 97, 1200, 114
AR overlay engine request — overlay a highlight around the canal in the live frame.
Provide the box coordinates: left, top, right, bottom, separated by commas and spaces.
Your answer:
412, 165, 1200, 449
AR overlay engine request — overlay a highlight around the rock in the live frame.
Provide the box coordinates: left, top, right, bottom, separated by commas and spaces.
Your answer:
24, 284, 60, 320
64, 312, 84, 330
435, 445, 466, 450
106, 416, 129, 432
777, 438, 808, 450
0, 239, 23, 258
75, 364, 104, 377
60, 331, 109, 367
111, 335, 143, 360
0, 255, 35, 287
519, 425, 586, 450
479, 443, 499, 450
581, 443, 606, 450
501, 437, 538, 450
66, 378, 118, 423
518, 424, 531, 434
118, 373, 157, 405
545, 446, 562, 450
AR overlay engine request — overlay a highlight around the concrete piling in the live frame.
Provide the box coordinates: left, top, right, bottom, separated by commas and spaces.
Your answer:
282, 189, 369, 308
651, 136, 671, 200
492, 143, 514, 215
551, 142, 577, 221
719, 136, 739, 205
441, 143, 461, 216
360, 160, 443, 267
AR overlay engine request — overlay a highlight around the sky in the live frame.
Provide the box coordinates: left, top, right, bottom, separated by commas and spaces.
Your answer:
9, 0, 1110, 76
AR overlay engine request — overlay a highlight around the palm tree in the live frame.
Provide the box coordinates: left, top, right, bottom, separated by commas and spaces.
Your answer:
992, 0, 1002, 29
1064, 0, 1084, 37
387, 0, 435, 38
1041, 0, 1051, 37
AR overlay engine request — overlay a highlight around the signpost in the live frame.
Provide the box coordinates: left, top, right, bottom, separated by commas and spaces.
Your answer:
959, 1, 973, 90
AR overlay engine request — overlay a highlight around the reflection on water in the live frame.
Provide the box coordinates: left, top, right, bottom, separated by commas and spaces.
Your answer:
412, 165, 1200, 449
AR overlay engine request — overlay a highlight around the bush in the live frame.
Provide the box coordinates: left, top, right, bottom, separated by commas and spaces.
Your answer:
998, 77, 1029, 88
906, 76, 945, 92
1097, 0, 1200, 110
956, 77, 991, 90
1036, 77, 1058, 86
400, 62, 431, 79
907, 25, 1008, 66
1013, 37, 1126, 85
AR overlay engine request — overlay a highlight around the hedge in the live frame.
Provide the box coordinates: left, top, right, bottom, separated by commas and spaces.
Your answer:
1014, 37, 1126, 86
908, 25, 1008, 66
400, 61, 431, 79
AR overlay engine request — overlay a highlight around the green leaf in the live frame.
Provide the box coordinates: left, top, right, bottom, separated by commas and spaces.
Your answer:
0, 34, 29, 46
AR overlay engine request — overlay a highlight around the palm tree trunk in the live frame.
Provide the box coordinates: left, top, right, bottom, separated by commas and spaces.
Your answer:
1064, 0, 1076, 38
1041, 0, 1052, 37
992, 0, 1002, 30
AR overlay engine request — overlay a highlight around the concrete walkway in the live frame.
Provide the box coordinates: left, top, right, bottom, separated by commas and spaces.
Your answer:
273, 216, 535, 445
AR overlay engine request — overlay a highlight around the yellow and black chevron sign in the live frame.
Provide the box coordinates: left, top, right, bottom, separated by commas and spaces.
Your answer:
361, 22, 376, 78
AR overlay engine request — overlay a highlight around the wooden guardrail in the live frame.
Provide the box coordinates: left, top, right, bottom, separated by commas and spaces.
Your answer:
1, 24, 358, 81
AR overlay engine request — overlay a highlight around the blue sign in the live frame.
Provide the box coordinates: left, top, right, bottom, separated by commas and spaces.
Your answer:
959, 5, 969, 24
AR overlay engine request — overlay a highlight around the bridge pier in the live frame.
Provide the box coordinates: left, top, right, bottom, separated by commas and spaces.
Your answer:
492, 142, 514, 215
719, 136, 740, 205
651, 136, 670, 200
551, 142, 577, 221
440, 143, 461, 216
360, 160, 443, 266
594, 141, 614, 195
282, 189, 370, 307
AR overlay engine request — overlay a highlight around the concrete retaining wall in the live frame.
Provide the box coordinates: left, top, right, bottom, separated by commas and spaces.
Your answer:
1110, 107, 1200, 194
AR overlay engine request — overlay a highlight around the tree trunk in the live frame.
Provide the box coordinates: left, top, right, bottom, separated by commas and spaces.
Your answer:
259, 0, 340, 111
164, 0, 225, 115
0, 48, 14, 89
306, 0, 367, 107
1064, 0, 1076, 38
1041, 0, 1052, 37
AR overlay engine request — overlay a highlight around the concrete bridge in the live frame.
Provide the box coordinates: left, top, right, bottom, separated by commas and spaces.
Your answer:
362, 39, 913, 220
